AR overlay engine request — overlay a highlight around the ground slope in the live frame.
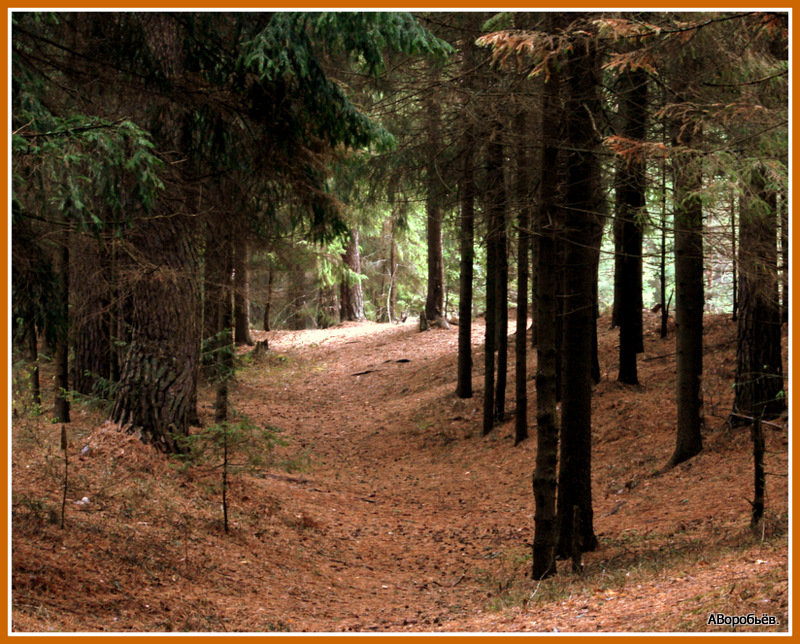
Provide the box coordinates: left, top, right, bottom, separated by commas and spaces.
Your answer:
11, 314, 789, 632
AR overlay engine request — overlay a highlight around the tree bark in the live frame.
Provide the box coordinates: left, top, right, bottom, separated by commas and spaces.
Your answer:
424, 65, 446, 324
456, 119, 476, 398
667, 124, 704, 468
531, 14, 563, 578
111, 212, 200, 452
557, 28, 600, 557
780, 195, 788, 324
484, 116, 506, 433
514, 106, 531, 444
53, 231, 70, 424
615, 69, 648, 385
732, 163, 785, 423
25, 313, 41, 406
215, 232, 234, 423
731, 192, 738, 322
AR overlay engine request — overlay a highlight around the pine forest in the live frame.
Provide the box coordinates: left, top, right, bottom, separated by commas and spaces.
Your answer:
10, 10, 789, 633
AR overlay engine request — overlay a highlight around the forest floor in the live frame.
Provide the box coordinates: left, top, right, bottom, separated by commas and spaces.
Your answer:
10, 312, 790, 633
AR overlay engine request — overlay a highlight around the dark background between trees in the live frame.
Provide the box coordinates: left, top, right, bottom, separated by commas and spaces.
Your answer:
12, 11, 787, 579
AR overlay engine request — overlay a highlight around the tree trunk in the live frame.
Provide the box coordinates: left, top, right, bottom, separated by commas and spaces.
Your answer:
557, 29, 600, 557
215, 234, 234, 423
732, 163, 785, 423
659, 99, 670, 339
24, 313, 41, 406
234, 235, 254, 345
514, 106, 531, 444
494, 185, 509, 425
750, 415, 765, 531
615, 68, 648, 385
456, 120, 476, 398
424, 65, 446, 324
731, 192, 738, 322
203, 222, 223, 364
111, 212, 200, 452
53, 231, 70, 424
531, 13, 563, 579
667, 124, 704, 468
780, 195, 788, 324
388, 218, 398, 323
340, 228, 365, 322
483, 116, 506, 434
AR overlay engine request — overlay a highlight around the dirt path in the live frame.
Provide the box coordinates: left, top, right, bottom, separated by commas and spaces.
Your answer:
229, 318, 788, 632
11, 316, 789, 632
237, 321, 528, 630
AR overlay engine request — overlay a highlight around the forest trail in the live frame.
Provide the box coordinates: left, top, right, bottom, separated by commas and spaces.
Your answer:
11, 315, 789, 632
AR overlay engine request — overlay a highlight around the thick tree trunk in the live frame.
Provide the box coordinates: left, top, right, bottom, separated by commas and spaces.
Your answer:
531, 14, 563, 579
557, 29, 600, 557
111, 212, 200, 452
615, 69, 648, 385
733, 164, 785, 423
668, 127, 704, 468
234, 235, 254, 345
340, 228, 365, 322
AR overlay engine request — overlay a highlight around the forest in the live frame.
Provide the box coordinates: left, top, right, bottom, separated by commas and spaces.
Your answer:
10, 10, 789, 632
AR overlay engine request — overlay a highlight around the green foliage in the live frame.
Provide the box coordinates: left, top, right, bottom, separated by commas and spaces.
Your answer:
12, 115, 164, 229
240, 12, 451, 152
174, 412, 285, 472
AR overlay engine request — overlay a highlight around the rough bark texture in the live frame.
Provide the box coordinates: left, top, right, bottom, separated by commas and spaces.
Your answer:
531, 17, 562, 578
111, 212, 200, 452
733, 164, 785, 423
668, 126, 704, 468
557, 29, 600, 557
615, 69, 648, 385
